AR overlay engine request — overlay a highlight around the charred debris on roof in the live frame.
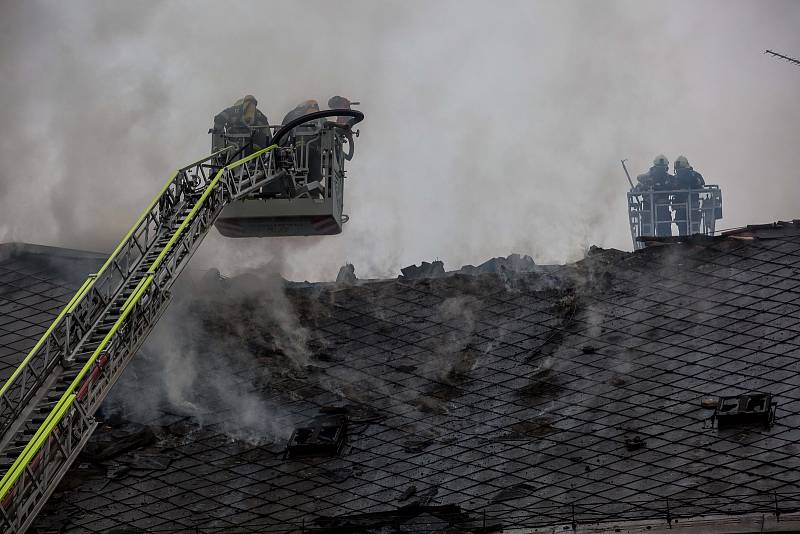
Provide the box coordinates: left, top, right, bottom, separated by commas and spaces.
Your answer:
29, 223, 800, 531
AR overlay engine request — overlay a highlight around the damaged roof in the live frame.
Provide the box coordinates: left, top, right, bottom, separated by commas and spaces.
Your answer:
3, 221, 800, 532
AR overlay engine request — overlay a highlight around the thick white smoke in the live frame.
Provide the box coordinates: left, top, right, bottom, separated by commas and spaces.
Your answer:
0, 0, 799, 280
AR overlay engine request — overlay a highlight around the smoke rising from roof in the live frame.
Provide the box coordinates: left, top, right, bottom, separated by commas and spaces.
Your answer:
105, 266, 303, 443
1, 0, 799, 280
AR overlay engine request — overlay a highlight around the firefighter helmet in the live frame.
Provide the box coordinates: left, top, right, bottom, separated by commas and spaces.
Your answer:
328, 95, 351, 109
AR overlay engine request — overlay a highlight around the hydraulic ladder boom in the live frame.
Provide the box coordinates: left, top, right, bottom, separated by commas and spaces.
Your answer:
0, 144, 286, 532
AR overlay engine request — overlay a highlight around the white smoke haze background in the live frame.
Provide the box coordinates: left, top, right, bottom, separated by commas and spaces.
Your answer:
1, 0, 799, 280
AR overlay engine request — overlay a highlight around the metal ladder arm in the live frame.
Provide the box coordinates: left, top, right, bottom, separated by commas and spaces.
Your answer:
0, 144, 284, 533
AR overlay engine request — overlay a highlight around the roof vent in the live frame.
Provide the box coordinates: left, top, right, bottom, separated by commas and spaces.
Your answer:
286, 415, 348, 459
713, 393, 776, 429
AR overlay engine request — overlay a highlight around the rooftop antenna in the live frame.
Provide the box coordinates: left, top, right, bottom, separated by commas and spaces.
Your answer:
765, 49, 800, 68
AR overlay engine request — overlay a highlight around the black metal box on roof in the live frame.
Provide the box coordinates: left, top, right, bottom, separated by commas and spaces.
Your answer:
286, 415, 348, 459
714, 392, 776, 428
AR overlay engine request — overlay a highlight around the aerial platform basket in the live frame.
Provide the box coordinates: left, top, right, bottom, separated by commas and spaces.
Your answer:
627, 185, 723, 250
215, 110, 362, 238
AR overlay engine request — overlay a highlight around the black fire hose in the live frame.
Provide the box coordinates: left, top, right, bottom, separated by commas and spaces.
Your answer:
271, 109, 364, 147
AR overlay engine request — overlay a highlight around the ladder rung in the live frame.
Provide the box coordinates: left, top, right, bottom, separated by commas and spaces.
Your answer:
58, 374, 80, 384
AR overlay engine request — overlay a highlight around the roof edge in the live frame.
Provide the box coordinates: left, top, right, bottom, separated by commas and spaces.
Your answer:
721, 219, 800, 237
506, 510, 800, 533
0, 242, 107, 261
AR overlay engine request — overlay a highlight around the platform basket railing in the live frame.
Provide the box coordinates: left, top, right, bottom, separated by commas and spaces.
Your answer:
282, 125, 348, 201
628, 186, 722, 250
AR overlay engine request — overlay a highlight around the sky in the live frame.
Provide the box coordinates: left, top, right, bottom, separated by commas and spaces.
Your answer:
0, 0, 798, 281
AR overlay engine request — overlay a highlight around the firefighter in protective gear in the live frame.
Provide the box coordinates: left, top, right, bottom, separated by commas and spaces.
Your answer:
328, 95, 356, 125
211, 95, 270, 155
672, 156, 705, 235
281, 99, 321, 126
635, 155, 672, 190
281, 100, 323, 192
635, 155, 673, 236
673, 156, 704, 187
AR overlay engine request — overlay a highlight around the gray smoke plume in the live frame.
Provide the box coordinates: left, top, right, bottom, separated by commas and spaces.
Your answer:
104, 264, 313, 443
421, 295, 481, 381
1, 0, 799, 281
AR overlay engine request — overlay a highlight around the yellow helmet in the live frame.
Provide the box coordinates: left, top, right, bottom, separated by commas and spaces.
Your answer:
241, 95, 258, 125
233, 95, 257, 108
298, 99, 320, 113
653, 154, 669, 168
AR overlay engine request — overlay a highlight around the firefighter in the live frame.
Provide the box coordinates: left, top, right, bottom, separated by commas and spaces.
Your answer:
328, 95, 356, 125
281, 100, 323, 191
673, 156, 705, 235
281, 99, 321, 126
635, 155, 673, 236
211, 95, 270, 155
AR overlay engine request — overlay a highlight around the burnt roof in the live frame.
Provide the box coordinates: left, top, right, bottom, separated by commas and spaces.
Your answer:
4, 222, 800, 532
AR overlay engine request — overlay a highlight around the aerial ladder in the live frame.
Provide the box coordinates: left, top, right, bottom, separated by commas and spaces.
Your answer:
0, 108, 364, 533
